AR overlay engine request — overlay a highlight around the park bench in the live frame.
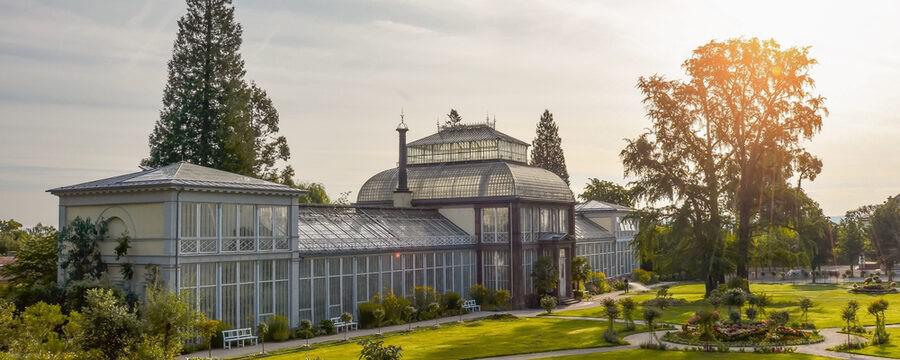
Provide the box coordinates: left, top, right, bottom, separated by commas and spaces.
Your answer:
330, 317, 358, 333
462, 299, 481, 312
221, 328, 258, 349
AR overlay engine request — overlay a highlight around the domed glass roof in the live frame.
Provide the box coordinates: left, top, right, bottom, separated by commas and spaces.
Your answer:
357, 161, 574, 204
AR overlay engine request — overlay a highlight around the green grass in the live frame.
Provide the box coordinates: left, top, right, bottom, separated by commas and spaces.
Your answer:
848, 327, 900, 358
556, 282, 900, 328
539, 349, 833, 360
252, 317, 641, 360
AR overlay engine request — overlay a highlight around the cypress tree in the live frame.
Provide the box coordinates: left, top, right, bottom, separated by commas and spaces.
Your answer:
143, 0, 290, 179
531, 109, 570, 185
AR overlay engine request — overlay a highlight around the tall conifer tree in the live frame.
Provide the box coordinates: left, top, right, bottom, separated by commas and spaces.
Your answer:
144, 0, 290, 179
531, 109, 569, 185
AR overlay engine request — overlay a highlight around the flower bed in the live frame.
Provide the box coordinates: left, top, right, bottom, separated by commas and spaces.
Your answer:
849, 277, 897, 294
665, 322, 824, 347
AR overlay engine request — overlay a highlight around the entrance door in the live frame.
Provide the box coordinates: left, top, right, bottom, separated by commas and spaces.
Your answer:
558, 249, 567, 297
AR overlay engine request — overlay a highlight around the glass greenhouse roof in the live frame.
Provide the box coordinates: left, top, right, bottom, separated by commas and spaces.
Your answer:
357, 161, 574, 204
297, 205, 475, 253
575, 215, 614, 240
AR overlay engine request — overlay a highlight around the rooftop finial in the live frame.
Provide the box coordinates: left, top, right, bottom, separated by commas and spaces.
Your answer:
396, 108, 408, 131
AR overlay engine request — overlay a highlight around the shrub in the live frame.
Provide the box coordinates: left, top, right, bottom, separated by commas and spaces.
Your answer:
632, 269, 653, 284
540, 295, 557, 314
610, 279, 626, 291
469, 284, 491, 308
359, 339, 402, 360
382, 292, 411, 325
745, 307, 758, 321
266, 315, 291, 342
768, 311, 790, 327
413, 286, 440, 313
295, 320, 315, 345
318, 319, 336, 335
587, 271, 611, 294
442, 291, 462, 312
493, 290, 511, 309
620, 297, 637, 330
726, 277, 748, 290
573, 289, 585, 300
728, 310, 741, 323
358, 301, 384, 329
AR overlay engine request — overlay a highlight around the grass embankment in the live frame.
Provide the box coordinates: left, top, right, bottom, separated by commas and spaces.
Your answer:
252, 316, 643, 360
556, 282, 900, 329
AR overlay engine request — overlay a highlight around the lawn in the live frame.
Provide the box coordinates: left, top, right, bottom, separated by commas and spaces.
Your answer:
539, 349, 834, 360
556, 283, 900, 328
848, 327, 900, 358
254, 316, 642, 360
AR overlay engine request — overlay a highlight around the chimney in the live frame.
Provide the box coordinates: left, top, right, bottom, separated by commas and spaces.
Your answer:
393, 114, 413, 208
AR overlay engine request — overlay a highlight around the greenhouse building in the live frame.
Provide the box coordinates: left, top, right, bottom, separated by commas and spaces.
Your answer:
49, 118, 637, 328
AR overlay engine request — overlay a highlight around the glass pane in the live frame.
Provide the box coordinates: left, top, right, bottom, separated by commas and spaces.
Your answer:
180, 203, 197, 238
199, 203, 217, 238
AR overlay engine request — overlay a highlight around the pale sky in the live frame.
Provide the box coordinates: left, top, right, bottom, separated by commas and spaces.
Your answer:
1, 0, 898, 226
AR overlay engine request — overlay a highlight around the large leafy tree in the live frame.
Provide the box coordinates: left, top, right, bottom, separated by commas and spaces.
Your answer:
622, 38, 827, 290
76, 288, 141, 359
871, 195, 900, 280
0, 219, 26, 255
143, 0, 291, 180
1, 223, 58, 289
837, 206, 875, 277
695, 39, 827, 280
60, 217, 108, 282
531, 109, 570, 185
579, 179, 635, 207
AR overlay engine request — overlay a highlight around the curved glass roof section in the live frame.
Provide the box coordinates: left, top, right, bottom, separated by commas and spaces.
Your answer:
357, 161, 575, 204
298, 206, 474, 253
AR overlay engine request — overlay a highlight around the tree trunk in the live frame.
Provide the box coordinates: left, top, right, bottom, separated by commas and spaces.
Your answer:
736, 193, 752, 283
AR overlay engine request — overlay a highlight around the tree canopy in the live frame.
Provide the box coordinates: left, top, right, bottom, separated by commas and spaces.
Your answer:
579, 179, 635, 207
0, 223, 58, 289
531, 109, 569, 185
871, 194, 900, 279
622, 38, 827, 291
143, 0, 291, 181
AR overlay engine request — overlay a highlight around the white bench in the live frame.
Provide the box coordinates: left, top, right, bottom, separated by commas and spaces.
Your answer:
462, 299, 481, 312
330, 317, 358, 333
222, 328, 258, 349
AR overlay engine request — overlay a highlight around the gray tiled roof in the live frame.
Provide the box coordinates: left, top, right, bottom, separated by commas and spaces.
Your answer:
48, 162, 303, 195
576, 200, 634, 212
357, 160, 574, 204
407, 124, 529, 147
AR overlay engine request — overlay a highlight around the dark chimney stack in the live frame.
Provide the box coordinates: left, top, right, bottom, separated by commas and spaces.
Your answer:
396, 121, 409, 192
393, 115, 412, 207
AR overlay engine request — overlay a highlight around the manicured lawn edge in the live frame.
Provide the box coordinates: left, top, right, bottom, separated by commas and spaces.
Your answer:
234, 316, 649, 359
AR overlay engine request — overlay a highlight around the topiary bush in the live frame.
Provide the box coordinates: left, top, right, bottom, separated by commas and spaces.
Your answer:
540, 295, 557, 314
318, 319, 336, 335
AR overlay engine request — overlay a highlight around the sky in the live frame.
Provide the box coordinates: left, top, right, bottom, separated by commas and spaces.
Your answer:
1, 0, 899, 227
